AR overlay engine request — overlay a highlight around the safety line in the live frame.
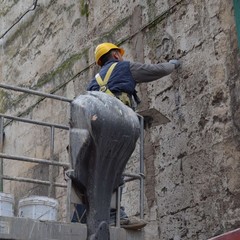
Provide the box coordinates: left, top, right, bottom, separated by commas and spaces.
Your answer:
0, 0, 38, 39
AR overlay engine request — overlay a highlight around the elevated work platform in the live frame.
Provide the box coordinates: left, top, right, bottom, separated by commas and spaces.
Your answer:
0, 216, 144, 240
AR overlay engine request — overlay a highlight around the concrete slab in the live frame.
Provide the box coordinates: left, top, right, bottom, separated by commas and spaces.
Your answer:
0, 216, 144, 240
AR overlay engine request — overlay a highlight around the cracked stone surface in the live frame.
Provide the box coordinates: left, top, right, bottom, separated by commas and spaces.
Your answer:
1, 0, 240, 239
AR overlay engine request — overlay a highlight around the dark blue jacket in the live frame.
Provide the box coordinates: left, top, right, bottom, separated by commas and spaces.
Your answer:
87, 59, 136, 94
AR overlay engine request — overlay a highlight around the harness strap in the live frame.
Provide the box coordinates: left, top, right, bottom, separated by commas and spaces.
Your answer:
95, 62, 118, 96
95, 62, 133, 107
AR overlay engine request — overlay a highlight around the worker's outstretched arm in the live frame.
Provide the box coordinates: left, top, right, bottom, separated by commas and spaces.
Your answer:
130, 60, 181, 83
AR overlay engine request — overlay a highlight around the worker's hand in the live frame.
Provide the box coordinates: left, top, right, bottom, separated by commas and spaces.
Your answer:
169, 59, 181, 69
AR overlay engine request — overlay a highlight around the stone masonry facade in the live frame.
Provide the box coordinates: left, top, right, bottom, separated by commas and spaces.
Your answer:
1, 0, 240, 239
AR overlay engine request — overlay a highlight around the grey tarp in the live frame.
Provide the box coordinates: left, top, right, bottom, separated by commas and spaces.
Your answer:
69, 91, 140, 240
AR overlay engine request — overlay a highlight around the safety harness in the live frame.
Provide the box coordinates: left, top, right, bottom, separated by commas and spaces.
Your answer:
95, 62, 132, 107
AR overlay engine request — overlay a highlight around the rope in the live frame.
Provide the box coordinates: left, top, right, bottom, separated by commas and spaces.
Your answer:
0, 0, 38, 39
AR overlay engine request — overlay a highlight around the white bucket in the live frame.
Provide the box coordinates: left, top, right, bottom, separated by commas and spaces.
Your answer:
18, 196, 58, 221
0, 192, 14, 217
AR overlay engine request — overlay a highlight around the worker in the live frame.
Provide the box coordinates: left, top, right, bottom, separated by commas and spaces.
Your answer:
71, 42, 181, 229
87, 42, 181, 109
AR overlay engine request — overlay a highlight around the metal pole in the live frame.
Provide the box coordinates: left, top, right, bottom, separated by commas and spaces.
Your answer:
66, 100, 73, 222
0, 117, 4, 192
65, 171, 72, 223
2, 175, 67, 187
139, 115, 145, 219
48, 126, 55, 197
0, 113, 69, 129
0, 152, 69, 168
116, 186, 121, 227
0, 83, 72, 102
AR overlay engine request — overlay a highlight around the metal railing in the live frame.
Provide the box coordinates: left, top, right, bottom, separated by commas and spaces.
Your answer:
115, 115, 145, 227
0, 83, 145, 223
0, 114, 70, 221
0, 114, 70, 191
0, 84, 72, 220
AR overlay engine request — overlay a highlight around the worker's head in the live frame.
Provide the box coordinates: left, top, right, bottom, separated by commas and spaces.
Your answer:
95, 42, 124, 66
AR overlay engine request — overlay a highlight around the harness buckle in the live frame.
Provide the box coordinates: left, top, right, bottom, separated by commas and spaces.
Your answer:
100, 85, 107, 92
115, 92, 132, 107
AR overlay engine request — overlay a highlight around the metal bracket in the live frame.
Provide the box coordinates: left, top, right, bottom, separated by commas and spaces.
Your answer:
137, 108, 170, 128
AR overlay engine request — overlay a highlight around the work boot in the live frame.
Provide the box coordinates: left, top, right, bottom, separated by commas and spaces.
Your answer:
121, 216, 147, 230
72, 204, 129, 225
110, 207, 147, 230
110, 207, 129, 226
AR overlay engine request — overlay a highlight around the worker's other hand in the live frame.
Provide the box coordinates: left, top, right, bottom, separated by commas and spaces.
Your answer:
169, 59, 181, 69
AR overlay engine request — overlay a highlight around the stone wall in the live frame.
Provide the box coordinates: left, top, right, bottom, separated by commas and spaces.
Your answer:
1, 0, 240, 239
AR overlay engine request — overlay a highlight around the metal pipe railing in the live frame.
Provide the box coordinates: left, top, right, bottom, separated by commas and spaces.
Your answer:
0, 83, 72, 103
2, 175, 67, 188
65, 171, 73, 223
116, 186, 121, 227
0, 113, 69, 129
0, 117, 4, 192
139, 115, 145, 219
48, 126, 55, 197
0, 153, 69, 168
0, 83, 145, 223
0, 84, 72, 221
114, 115, 145, 227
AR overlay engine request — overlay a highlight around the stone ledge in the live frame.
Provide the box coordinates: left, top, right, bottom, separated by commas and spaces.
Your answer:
0, 216, 144, 240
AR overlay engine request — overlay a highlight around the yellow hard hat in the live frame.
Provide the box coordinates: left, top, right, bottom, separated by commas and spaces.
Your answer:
95, 42, 124, 65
